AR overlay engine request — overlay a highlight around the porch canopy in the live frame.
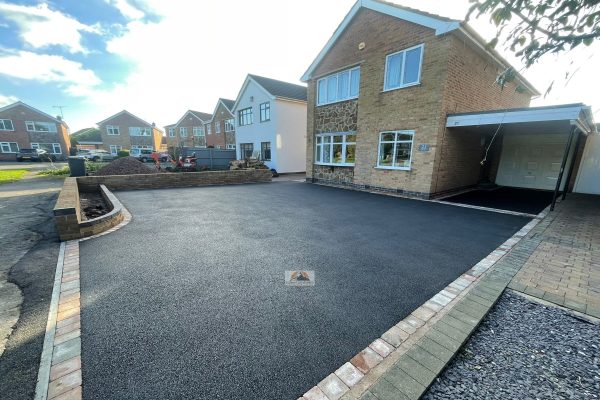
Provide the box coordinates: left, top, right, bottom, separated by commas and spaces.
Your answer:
446, 103, 597, 211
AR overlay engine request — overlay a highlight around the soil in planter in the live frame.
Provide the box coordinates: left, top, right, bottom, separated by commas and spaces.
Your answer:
80, 192, 109, 220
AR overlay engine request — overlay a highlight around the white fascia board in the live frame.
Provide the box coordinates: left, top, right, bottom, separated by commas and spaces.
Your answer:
301, 0, 459, 82
446, 106, 585, 128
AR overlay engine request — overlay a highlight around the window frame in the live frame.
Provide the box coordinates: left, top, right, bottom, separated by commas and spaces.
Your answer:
129, 127, 151, 136
106, 125, 120, 135
26, 121, 57, 133
225, 118, 235, 132
383, 44, 424, 92
215, 122, 221, 134
109, 145, 122, 155
239, 143, 254, 159
376, 130, 415, 170
193, 126, 205, 137
206, 124, 212, 135
314, 132, 357, 167
259, 102, 271, 122
316, 67, 360, 106
260, 141, 271, 161
179, 127, 188, 137
226, 144, 236, 149
238, 107, 253, 126
0, 119, 14, 131
0, 142, 19, 153
30, 142, 62, 154
168, 128, 175, 137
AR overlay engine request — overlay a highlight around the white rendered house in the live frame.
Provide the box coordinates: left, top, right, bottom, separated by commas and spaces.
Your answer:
232, 74, 307, 173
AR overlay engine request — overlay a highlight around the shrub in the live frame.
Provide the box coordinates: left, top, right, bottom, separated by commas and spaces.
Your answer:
84, 160, 103, 174
117, 149, 130, 158
37, 166, 70, 176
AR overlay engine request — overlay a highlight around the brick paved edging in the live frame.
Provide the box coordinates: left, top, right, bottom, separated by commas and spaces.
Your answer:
300, 208, 550, 400
34, 207, 132, 400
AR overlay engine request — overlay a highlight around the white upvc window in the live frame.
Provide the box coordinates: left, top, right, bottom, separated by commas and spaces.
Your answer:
193, 126, 205, 137
314, 132, 356, 166
225, 118, 235, 132
131, 145, 153, 149
215, 122, 221, 134
53, 143, 62, 154
0, 119, 14, 131
1, 142, 19, 153
206, 124, 212, 135
376, 130, 414, 170
26, 121, 57, 133
317, 67, 360, 106
168, 128, 175, 137
31, 143, 62, 154
180, 127, 188, 137
226, 144, 236, 149
384, 44, 424, 91
109, 145, 122, 155
106, 125, 120, 135
129, 127, 151, 136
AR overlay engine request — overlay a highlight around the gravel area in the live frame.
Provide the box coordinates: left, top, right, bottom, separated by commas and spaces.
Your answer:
424, 291, 600, 400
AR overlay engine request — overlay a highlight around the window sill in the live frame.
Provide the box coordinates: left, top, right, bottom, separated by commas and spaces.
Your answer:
314, 162, 355, 167
375, 166, 411, 171
316, 96, 359, 107
382, 82, 421, 93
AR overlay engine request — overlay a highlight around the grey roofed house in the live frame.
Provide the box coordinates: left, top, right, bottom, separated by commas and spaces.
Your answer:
220, 98, 235, 111
247, 74, 308, 102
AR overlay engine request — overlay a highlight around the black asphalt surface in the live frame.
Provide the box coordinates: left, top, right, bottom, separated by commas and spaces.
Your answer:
443, 187, 553, 214
79, 182, 529, 400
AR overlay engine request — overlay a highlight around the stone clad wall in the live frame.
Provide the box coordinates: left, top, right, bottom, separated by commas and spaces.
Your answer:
314, 100, 358, 133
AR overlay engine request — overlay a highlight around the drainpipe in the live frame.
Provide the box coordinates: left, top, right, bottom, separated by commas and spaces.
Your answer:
562, 131, 581, 201
550, 125, 577, 211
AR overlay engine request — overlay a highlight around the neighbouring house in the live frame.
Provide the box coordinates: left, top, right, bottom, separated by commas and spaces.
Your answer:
71, 128, 103, 151
0, 101, 71, 161
207, 98, 236, 149
232, 74, 307, 173
301, 0, 597, 207
98, 110, 163, 155
165, 110, 212, 150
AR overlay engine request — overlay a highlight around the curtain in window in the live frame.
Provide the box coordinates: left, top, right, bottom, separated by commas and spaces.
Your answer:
385, 53, 403, 89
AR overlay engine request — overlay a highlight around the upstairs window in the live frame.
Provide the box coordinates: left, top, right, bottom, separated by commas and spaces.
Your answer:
238, 107, 253, 126
106, 125, 120, 135
180, 127, 188, 137
384, 44, 424, 91
0, 119, 14, 131
193, 126, 204, 137
26, 121, 57, 133
129, 127, 151, 136
215, 122, 221, 134
168, 128, 175, 137
225, 118, 235, 132
317, 67, 360, 106
206, 124, 212, 135
259, 102, 270, 122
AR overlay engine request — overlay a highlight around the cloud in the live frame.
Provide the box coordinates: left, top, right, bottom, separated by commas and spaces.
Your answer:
104, 0, 144, 20
0, 93, 17, 106
0, 49, 102, 95
0, 2, 100, 53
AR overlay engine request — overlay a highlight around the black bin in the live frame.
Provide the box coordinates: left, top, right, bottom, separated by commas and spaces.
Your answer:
68, 157, 86, 177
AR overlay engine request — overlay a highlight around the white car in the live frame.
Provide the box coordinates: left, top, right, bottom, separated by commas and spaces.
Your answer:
129, 148, 155, 162
77, 149, 115, 162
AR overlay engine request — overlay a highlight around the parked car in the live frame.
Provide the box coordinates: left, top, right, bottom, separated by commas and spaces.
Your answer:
77, 149, 115, 162
16, 148, 56, 162
130, 148, 169, 162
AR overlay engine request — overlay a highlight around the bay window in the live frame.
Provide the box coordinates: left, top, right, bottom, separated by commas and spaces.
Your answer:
377, 130, 414, 170
314, 133, 356, 166
317, 67, 360, 106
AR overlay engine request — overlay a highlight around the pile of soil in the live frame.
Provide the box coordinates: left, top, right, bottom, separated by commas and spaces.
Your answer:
95, 157, 153, 176
80, 192, 108, 220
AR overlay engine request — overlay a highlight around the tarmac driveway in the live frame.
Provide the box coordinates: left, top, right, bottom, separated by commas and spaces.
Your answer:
79, 182, 528, 400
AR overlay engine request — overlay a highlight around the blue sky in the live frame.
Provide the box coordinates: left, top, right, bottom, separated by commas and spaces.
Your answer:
0, 0, 598, 132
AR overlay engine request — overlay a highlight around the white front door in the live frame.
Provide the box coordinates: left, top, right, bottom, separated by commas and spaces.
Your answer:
574, 134, 600, 195
496, 134, 572, 191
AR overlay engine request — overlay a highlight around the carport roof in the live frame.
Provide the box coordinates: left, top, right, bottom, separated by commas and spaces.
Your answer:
446, 103, 597, 135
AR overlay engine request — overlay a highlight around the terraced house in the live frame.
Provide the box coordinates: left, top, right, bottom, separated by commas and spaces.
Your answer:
165, 110, 212, 150
98, 110, 163, 155
207, 98, 236, 149
0, 101, 70, 161
302, 0, 597, 201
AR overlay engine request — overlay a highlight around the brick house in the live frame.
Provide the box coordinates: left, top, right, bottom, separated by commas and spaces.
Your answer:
232, 74, 307, 173
301, 0, 596, 204
165, 110, 212, 150
207, 98, 236, 149
97, 110, 163, 155
0, 101, 70, 161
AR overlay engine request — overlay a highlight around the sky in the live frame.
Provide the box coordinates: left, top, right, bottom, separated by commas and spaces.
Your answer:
0, 0, 598, 132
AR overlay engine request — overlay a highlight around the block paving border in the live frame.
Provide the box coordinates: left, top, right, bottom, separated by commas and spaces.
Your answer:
300, 207, 550, 400
34, 208, 132, 400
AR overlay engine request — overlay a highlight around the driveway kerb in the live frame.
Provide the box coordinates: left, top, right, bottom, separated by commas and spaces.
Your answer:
34, 207, 132, 400
300, 206, 551, 400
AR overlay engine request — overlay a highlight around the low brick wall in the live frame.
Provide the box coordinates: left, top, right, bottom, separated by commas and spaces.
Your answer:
76, 169, 272, 191
53, 178, 124, 241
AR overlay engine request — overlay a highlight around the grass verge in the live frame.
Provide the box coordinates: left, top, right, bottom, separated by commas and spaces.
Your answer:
0, 169, 28, 184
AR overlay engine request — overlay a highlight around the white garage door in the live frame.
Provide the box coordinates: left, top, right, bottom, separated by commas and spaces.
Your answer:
496, 133, 572, 191
574, 134, 600, 195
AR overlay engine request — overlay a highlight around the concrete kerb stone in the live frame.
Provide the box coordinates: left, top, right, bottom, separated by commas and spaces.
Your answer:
328, 207, 550, 400
35, 200, 133, 400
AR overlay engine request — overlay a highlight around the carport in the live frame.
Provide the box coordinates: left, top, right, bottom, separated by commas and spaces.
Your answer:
445, 103, 597, 212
